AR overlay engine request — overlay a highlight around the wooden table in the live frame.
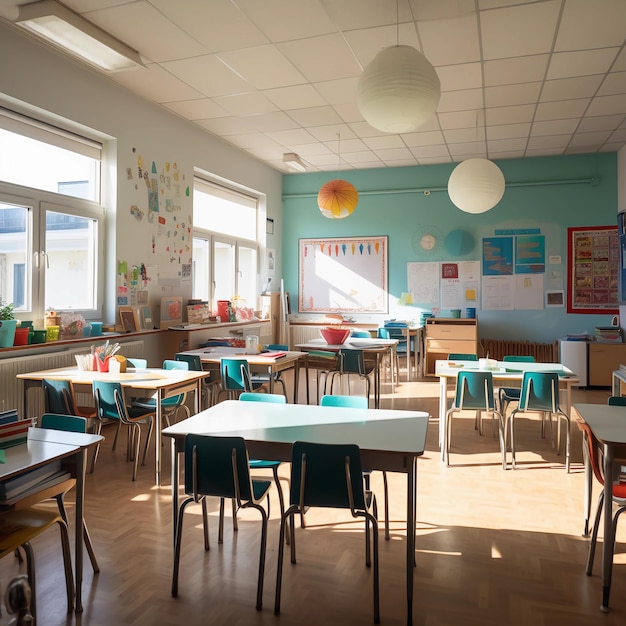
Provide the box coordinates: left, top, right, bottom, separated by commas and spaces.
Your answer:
1, 427, 102, 613
176, 347, 309, 404
435, 360, 579, 461
162, 400, 429, 626
16, 367, 209, 486
295, 337, 399, 407
574, 403, 626, 612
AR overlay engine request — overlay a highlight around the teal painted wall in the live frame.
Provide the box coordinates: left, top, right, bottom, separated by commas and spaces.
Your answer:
282, 153, 618, 343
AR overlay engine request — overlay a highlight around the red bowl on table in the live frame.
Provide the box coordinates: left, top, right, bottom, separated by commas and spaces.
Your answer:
320, 327, 350, 345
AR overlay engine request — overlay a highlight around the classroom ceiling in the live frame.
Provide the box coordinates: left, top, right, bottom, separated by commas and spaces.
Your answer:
2, 0, 626, 173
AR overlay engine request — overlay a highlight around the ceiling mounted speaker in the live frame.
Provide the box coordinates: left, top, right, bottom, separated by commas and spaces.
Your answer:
357, 45, 441, 134
447, 159, 505, 214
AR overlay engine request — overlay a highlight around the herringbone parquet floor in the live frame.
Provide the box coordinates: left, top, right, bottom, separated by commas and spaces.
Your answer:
1, 374, 625, 625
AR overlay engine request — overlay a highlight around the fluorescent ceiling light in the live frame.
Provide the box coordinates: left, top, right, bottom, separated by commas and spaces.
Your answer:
283, 153, 307, 173
15, 0, 145, 72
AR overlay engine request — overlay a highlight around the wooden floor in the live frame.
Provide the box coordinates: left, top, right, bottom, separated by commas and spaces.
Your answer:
2, 373, 626, 625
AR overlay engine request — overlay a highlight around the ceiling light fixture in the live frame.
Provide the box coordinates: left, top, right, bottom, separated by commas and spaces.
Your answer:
14, 0, 145, 72
357, 0, 440, 133
282, 152, 307, 173
447, 158, 506, 214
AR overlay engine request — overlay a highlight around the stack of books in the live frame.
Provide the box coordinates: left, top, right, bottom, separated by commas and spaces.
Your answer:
595, 326, 622, 343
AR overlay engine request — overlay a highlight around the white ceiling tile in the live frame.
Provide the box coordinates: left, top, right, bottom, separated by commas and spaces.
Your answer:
263, 85, 327, 110
410, 0, 477, 21
418, 156, 453, 164
540, 76, 604, 103
610, 129, 626, 142
525, 147, 564, 157
444, 128, 485, 143
332, 102, 364, 124
419, 14, 481, 66
480, 1, 561, 60
486, 123, 532, 140
534, 99, 590, 121
486, 137, 528, 152
438, 88, 484, 113
195, 116, 261, 135
216, 45, 306, 90
264, 128, 318, 147
288, 142, 334, 157
314, 77, 360, 105
363, 135, 406, 150
577, 115, 625, 132
437, 63, 483, 92
343, 23, 420, 68
485, 83, 542, 108
278, 34, 362, 82
569, 131, 613, 147
161, 56, 251, 98
374, 147, 414, 160
229, 111, 300, 133
613, 48, 626, 72
527, 135, 571, 150
555, 0, 626, 51
486, 104, 535, 125
307, 124, 358, 142
531, 118, 580, 136
322, 138, 368, 153
409, 144, 451, 158
587, 94, 626, 117
484, 55, 549, 87
347, 122, 391, 138
439, 110, 486, 129
212, 92, 277, 117
342, 150, 383, 164
547, 49, 620, 80
286, 106, 343, 127
449, 142, 488, 158
402, 130, 446, 146
163, 99, 228, 120
597, 73, 626, 97
222, 132, 283, 150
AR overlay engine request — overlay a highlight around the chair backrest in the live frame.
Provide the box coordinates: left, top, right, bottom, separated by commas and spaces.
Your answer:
448, 353, 478, 361
351, 330, 371, 338
221, 358, 250, 392
338, 348, 367, 375
184, 434, 254, 502
266, 344, 289, 351
163, 359, 188, 370
40, 413, 87, 433
503, 355, 535, 363
377, 328, 390, 339
455, 371, 495, 411
289, 441, 367, 511
320, 395, 368, 409
608, 396, 626, 406
577, 420, 606, 486
518, 372, 560, 412
239, 392, 286, 403
200, 340, 231, 347
42, 378, 75, 414
175, 354, 203, 371
127, 358, 148, 369
93, 380, 125, 422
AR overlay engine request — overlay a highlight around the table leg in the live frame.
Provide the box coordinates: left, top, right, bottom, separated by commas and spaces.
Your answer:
406, 457, 417, 625
171, 438, 180, 543
155, 390, 163, 486
439, 377, 447, 460
601, 442, 614, 612
74, 447, 86, 612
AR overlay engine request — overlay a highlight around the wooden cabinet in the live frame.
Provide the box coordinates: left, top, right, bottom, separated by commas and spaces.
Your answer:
424, 318, 478, 375
588, 343, 626, 387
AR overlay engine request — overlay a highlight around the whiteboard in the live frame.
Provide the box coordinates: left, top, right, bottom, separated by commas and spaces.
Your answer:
298, 236, 388, 313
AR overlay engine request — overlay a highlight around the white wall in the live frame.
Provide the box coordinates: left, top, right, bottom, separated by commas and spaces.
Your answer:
0, 21, 283, 325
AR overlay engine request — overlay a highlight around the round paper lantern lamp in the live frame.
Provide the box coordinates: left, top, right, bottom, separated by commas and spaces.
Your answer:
357, 45, 441, 134
447, 158, 505, 214
318, 179, 358, 219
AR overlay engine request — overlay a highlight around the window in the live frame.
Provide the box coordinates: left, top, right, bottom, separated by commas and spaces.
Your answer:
192, 177, 260, 312
0, 106, 104, 319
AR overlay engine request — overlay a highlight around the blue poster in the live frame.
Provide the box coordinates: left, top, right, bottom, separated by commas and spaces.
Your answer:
515, 235, 545, 273
482, 237, 513, 275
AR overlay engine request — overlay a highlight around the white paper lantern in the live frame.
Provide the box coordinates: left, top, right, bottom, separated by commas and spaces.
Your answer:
447, 158, 505, 214
357, 45, 440, 134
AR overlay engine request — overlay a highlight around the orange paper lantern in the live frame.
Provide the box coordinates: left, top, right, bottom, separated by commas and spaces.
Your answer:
317, 179, 358, 219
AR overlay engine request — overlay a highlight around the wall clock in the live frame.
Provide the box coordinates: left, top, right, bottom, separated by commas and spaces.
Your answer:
412, 226, 443, 257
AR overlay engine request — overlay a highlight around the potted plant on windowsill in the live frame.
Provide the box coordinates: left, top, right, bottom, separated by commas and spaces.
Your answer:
0, 300, 18, 348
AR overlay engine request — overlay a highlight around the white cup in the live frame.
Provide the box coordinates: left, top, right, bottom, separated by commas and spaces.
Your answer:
245, 335, 259, 354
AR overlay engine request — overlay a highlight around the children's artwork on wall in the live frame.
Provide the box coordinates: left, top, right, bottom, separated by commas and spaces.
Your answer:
299, 236, 388, 313
160, 296, 183, 328
141, 305, 154, 330
119, 306, 139, 332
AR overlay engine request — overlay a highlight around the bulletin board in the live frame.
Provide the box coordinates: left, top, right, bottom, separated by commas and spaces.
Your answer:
298, 236, 388, 313
567, 225, 618, 314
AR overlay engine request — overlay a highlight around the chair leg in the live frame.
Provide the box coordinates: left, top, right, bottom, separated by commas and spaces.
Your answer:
275, 506, 299, 615
55, 519, 75, 613
201, 497, 210, 550
586, 492, 604, 575
250, 503, 268, 611
56, 494, 99, 573
171, 498, 192, 597
382, 471, 390, 540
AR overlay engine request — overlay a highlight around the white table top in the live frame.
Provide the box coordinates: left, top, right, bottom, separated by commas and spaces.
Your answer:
162, 400, 428, 458
296, 337, 398, 351
574, 403, 626, 444
177, 347, 307, 364
435, 359, 576, 379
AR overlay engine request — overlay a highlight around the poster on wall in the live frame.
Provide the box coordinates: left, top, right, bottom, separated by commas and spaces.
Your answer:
298, 236, 388, 313
567, 225, 618, 314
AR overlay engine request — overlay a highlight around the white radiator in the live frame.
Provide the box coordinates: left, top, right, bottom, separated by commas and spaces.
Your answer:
290, 325, 323, 347
1, 340, 144, 418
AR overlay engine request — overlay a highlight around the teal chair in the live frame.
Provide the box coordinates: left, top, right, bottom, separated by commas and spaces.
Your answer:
171, 434, 271, 610
126, 357, 148, 369
175, 353, 217, 408
92, 381, 155, 481
498, 355, 536, 417
218, 358, 268, 401
447, 353, 478, 361
327, 349, 375, 406
445, 371, 505, 468
132, 359, 191, 425
251, 345, 288, 396
239, 392, 288, 522
42, 378, 96, 419
508, 372, 570, 472
37, 413, 99, 573
351, 330, 371, 338
274, 441, 380, 623
608, 396, 626, 406
320, 395, 390, 540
